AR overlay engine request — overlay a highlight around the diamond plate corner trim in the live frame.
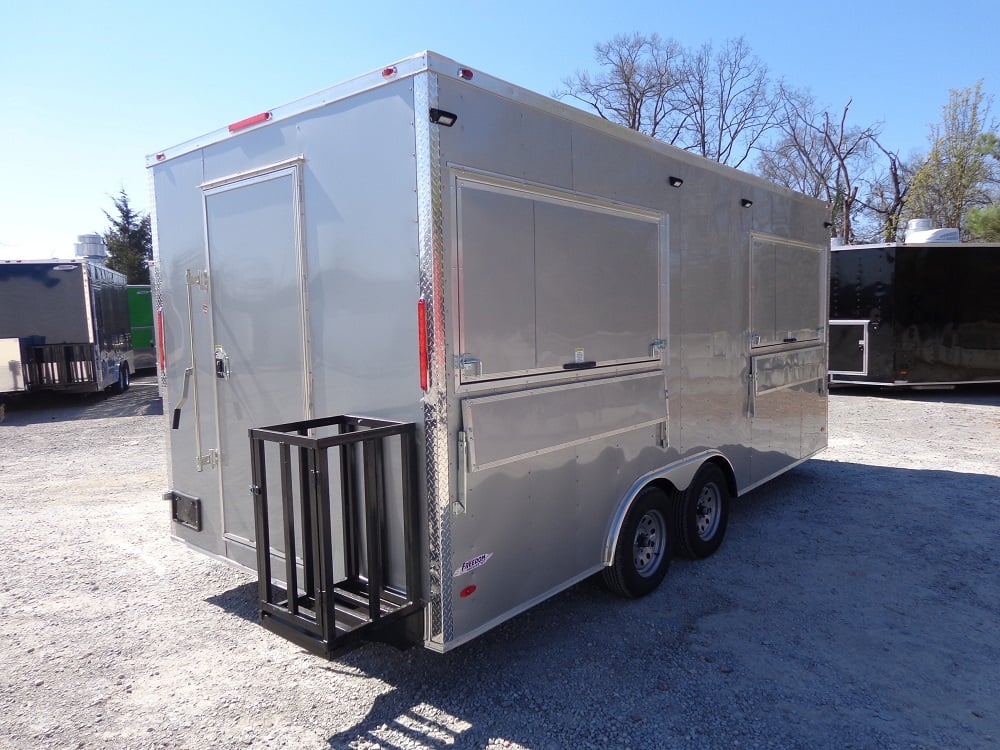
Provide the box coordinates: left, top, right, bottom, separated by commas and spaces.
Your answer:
415, 71, 452, 646
147, 167, 171, 462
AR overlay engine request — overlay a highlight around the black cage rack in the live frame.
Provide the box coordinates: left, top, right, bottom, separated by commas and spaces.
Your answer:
248, 415, 423, 657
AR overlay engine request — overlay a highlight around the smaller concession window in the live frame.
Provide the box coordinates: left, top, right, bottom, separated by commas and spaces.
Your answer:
750, 234, 826, 348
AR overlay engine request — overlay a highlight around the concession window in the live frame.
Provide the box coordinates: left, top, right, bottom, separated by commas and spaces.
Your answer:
456, 177, 663, 383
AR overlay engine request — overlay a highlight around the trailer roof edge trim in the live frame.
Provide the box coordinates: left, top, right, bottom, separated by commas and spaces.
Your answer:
145, 51, 820, 202
146, 50, 431, 167
832, 241, 1000, 251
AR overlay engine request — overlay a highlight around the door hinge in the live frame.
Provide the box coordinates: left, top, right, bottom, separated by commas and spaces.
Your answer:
196, 448, 220, 471
186, 269, 210, 291
657, 420, 668, 448
650, 339, 667, 357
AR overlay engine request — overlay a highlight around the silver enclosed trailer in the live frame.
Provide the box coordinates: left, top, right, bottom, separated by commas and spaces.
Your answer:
0, 259, 134, 395
149, 51, 829, 657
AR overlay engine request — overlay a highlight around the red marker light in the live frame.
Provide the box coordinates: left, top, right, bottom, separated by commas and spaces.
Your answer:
460, 585, 477, 598
155, 153, 166, 161
417, 297, 429, 391
228, 111, 272, 133
156, 308, 166, 371
382, 66, 397, 78
458, 68, 474, 81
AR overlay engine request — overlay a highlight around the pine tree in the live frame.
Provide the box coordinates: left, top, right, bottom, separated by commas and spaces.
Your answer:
103, 190, 152, 284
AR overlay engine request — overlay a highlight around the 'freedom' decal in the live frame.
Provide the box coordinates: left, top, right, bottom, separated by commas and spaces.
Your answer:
453, 553, 493, 577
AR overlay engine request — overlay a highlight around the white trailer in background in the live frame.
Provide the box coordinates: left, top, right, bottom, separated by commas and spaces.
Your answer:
149, 51, 829, 657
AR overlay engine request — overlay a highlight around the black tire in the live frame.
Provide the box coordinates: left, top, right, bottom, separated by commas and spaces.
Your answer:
674, 462, 730, 559
602, 485, 673, 598
112, 363, 130, 394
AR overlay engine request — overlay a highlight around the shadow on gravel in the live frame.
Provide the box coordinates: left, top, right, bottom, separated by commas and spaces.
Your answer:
0, 371, 162, 425
205, 581, 259, 623
189, 457, 1000, 749
831, 382, 1000, 406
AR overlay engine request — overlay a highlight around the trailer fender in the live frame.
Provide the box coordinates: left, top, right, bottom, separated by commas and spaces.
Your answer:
602, 450, 735, 566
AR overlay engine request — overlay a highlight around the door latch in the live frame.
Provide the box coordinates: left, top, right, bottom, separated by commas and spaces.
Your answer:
454, 354, 482, 378
214, 346, 230, 380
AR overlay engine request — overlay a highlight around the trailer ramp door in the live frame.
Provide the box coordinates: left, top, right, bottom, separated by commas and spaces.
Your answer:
202, 165, 309, 556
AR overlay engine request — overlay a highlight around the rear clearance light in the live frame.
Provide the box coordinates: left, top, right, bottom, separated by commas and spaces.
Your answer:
382, 66, 397, 78
228, 111, 272, 133
156, 307, 166, 371
417, 297, 429, 391
457, 68, 474, 80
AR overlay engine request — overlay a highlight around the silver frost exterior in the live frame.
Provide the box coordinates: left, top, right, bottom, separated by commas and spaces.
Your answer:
148, 51, 829, 652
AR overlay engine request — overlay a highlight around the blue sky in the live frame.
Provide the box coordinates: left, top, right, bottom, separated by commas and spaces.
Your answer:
1, 0, 995, 258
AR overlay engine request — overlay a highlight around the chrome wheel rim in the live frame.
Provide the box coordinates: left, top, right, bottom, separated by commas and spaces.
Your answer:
633, 509, 667, 577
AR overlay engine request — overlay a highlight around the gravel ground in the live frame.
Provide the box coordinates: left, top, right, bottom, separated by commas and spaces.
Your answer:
0, 376, 998, 750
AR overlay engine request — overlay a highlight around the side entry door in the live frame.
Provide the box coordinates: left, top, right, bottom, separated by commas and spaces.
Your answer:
828, 319, 869, 377
203, 164, 310, 550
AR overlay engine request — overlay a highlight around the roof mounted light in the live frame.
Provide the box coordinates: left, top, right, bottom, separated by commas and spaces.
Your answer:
382, 66, 397, 78
741, 198, 753, 208
228, 111, 272, 133
669, 176, 683, 188
457, 68, 474, 81
429, 108, 457, 127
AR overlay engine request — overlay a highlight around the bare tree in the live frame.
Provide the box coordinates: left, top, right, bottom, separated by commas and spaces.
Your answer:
673, 38, 779, 168
556, 33, 684, 140
757, 88, 836, 199
758, 86, 877, 242
557, 34, 777, 168
821, 102, 877, 243
857, 142, 913, 242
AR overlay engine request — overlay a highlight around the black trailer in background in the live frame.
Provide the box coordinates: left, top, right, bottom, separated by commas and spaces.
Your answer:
0, 259, 134, 394
829, 243, 1000, 386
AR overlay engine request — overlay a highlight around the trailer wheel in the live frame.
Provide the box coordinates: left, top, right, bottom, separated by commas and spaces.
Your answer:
674, 462, 730, 559
603, 485, 672, 598
112, 363, 130, 394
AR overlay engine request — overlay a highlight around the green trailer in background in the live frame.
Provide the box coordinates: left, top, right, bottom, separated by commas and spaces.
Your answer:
127, 285, 156, 371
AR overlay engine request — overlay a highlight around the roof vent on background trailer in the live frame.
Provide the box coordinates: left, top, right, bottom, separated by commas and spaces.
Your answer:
74, 234, 107, 259
903, 217, 960, 244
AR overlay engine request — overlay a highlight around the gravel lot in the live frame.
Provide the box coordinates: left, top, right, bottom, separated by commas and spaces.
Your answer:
0, 376, 998, 750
